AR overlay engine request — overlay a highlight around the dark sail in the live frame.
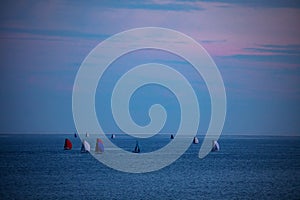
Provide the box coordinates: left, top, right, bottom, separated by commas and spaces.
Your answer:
133, 141, 140, 153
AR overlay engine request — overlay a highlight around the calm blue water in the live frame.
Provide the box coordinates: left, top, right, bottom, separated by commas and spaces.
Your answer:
0, 134, 299, 199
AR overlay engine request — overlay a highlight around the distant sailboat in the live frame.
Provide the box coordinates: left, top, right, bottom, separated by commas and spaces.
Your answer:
81, 140, 90, 153
132, 141, 140, 153
86, 132, 89, 137
111, 134, 115, 139
193, 137, 199, 144
64, 138, 72, 150
170, 134, 174, 139
211, 140, 220, 152
95, 138, 104, 153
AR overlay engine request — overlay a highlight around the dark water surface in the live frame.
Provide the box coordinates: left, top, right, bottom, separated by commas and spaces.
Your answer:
0, 134, 299, 199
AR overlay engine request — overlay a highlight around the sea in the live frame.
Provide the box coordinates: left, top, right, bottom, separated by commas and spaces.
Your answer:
0, 134, 299, 200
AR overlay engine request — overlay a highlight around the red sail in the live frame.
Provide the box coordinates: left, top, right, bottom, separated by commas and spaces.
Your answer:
64, 138, 72, 150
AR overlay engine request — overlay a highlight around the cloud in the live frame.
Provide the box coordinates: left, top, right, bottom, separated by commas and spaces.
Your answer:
244, 44, 300, 55
224, 54, 300, 65
85, 0, 204, 11
0, 27, 109, 40
199, 0, 300, 8
200, 39, 227, 44
220, 43, 300, 65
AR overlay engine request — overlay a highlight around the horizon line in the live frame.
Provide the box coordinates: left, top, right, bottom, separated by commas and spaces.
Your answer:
0, 131, 299, 137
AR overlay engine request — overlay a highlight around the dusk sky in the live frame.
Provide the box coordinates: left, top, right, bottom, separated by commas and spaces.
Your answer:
0, 1, 299, 135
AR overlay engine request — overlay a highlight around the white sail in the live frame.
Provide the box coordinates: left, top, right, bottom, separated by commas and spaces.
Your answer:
215, 141, 220, 151
81, 140, 90, 153
211, 140, 220, 151
85, 132, 89, 137
193, 137, 199, 144
84, 140, 90, 152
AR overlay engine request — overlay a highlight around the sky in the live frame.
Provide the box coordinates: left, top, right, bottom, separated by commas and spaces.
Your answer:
0, 0, 299, 135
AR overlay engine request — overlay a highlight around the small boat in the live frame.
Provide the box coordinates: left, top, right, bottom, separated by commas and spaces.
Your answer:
132, 141, 140, 153
193, 136, 199, 144
170, 134, 174, 139
64, 138, 72, 150
85, 132, 89, 137
81, 140, 91, 153
211, 140, 220, 152
111, 134, 115, 139
95, 138, 104, 153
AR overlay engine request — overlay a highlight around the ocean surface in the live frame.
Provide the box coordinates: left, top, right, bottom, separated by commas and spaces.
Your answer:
0, 134, 299, 199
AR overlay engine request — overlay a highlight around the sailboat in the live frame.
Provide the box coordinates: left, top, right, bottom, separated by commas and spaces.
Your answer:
81, 140, 91, 153
111, 134, 116, 139
211, 140, 220, 152
193, 136, 199, 144
95, 138, 104, 153
64, 138, 72, 150
132, 141, 140, 153
170, 134, 174, 139
85, 132, 89, 137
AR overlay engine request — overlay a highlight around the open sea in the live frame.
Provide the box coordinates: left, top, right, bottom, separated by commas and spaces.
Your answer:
0, 134, 299, 199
